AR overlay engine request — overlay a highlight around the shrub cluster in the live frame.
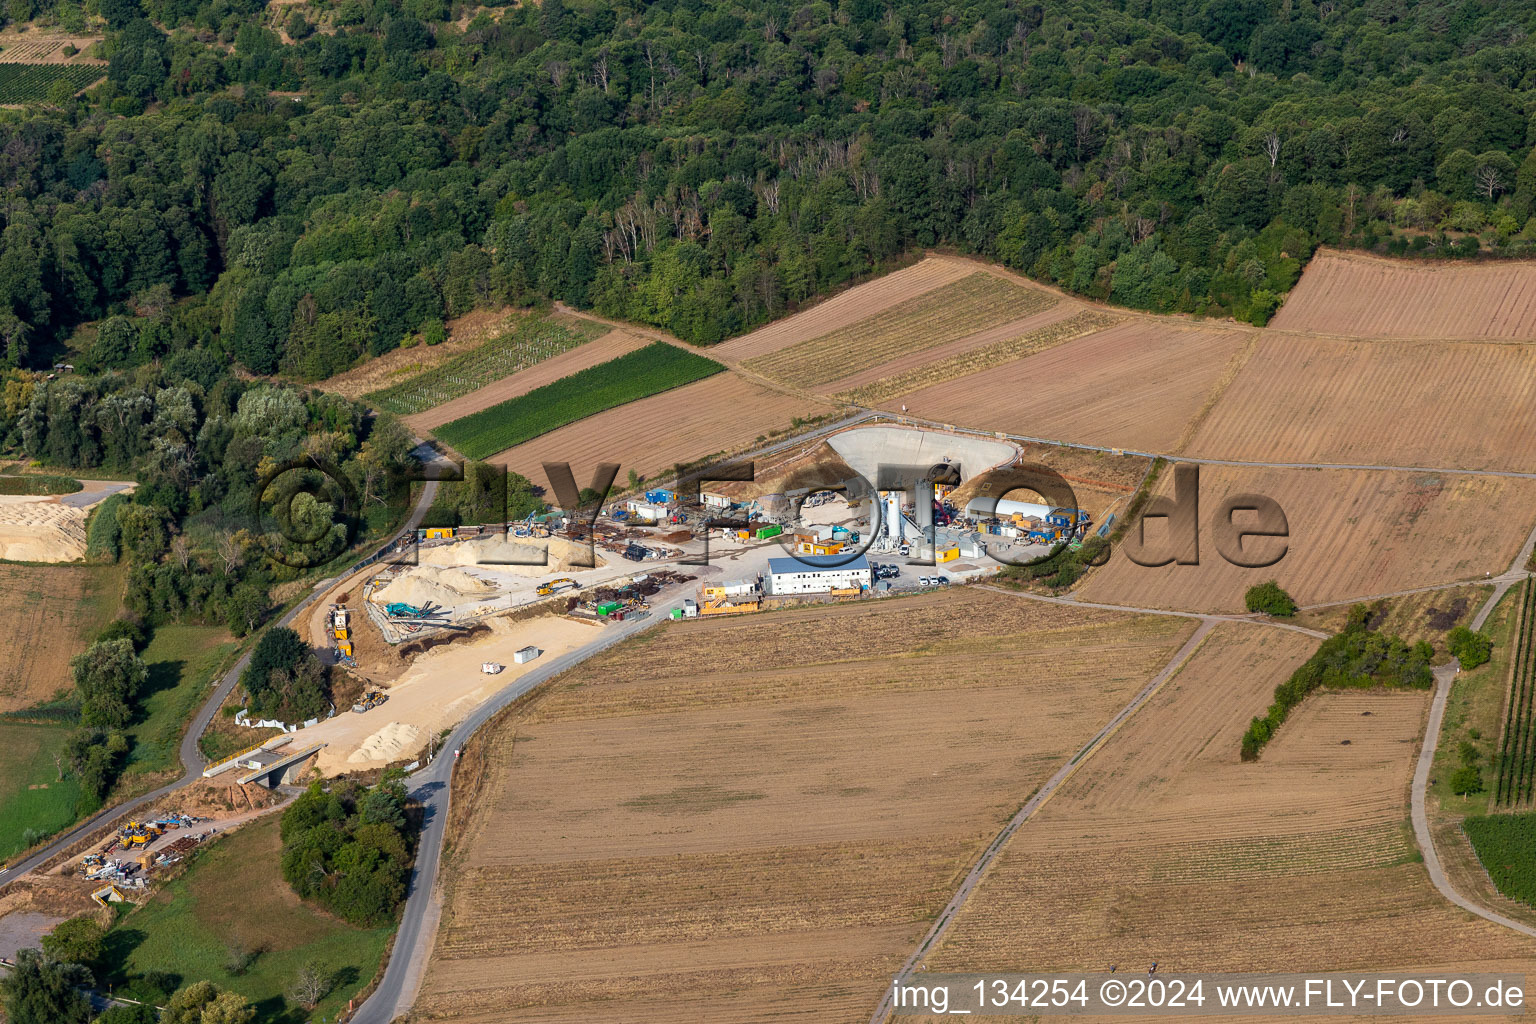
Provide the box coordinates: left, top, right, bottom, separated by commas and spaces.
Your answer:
1241, 607, 1435, 760
1448, 625, 1493, 669
0, 473, 82, 495
239, 627, 329, 724
1244, 580, 1297, 617
280, 779, 414, 927
997, 535, 1110, 591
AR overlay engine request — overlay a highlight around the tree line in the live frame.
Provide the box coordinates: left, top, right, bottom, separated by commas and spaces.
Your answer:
0, 0, 1535, 377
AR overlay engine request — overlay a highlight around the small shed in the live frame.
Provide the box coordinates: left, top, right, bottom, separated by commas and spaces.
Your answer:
513, 646, 539, 665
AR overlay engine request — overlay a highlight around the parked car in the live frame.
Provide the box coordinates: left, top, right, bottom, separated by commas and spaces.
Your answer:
919, 576, 933, 586
935, 575, 950, 585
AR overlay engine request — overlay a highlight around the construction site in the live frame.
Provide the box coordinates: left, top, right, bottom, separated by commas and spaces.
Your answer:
264, 424, 1116, 772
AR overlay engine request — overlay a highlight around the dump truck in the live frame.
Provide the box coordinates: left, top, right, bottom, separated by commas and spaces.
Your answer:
536, 577, 577, 596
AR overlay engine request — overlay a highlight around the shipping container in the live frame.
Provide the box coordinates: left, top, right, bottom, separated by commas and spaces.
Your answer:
754, 523, 783, 540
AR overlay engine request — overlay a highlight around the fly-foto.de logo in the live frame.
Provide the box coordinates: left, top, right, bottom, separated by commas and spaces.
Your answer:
1122, 464, 1289, 569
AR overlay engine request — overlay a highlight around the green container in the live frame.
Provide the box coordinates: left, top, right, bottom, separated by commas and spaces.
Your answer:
598, 601, 622, 615
670, 609, 683, 620
755, 524, 782, 540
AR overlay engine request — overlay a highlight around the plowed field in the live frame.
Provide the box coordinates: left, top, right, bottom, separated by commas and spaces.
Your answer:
743, 273, 1055, 390
916, 624, 1536, 987
714, 256, 977, 361
414, 590, 1197, 1022
483, 372, 835, 495
1271, 249, 1536, 339
1077, 465, 1536, 614
1184, 334, 1536, 471
884, 320, 1251, 452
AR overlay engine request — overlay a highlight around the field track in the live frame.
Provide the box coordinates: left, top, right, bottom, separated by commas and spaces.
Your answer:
1272, 249, 1536, 339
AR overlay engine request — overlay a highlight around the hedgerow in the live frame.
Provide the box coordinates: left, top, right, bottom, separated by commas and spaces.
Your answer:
1241, 606, 1434, 760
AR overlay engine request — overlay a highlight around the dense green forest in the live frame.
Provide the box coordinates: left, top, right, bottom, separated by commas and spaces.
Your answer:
0, 0, 1533, 644
3, 0, 1536, 377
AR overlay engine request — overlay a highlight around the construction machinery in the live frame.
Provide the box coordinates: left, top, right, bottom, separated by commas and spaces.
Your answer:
352, 690, 388, 713
115, 820, 163, 848
536, 577, 576, 596
330, 605, 351, 640
385, 602, 428, 618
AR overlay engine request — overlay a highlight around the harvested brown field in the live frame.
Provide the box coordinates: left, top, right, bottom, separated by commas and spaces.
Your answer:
916, 623, 1536, 989
1077, 466, 1536, 614
743, 273, 1056, 390
885, 320, 1251, 453
0, 563, 121, 712
402, 329, 647, 433
414, 590, 1198, 1022
838, 309, 1123, 404
1184, 334, 1536, 471
1271, 249, 1536, 339
483, 372, 836, 495
714, 256, 975, 361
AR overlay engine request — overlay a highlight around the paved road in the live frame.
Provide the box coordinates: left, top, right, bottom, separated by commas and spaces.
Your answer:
867, 619, 1219, 1024
58, 479, 136, 509
1404, 519, 1536, 945
0, 481, 439, 886
349, 584, 701, 1024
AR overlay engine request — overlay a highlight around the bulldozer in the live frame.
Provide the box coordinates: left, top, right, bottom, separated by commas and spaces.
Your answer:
352, 690, 388, 714
536, 577, 577, 596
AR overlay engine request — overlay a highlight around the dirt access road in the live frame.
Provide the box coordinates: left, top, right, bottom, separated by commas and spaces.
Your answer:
0, 482, 440, 888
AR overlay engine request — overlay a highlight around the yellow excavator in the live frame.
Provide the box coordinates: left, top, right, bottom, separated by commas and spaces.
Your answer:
536, 577, 576, 596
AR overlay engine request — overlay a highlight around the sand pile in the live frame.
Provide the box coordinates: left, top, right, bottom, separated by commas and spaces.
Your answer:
348, 721, 424, 764
419, 535, 606, 576
0, 496, 88, 562
374, 565, 495, 608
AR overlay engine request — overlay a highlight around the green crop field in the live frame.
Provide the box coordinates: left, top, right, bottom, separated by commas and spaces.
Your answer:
0, 722, 83, 860
432, 342, 725, 459
1496, 578, 1536, 806
1464, 812, 1536, 907
101, 813, 392, 1022
0, 63, 103, 103
122, 625, 238, 781
365, 315, 606, 415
